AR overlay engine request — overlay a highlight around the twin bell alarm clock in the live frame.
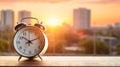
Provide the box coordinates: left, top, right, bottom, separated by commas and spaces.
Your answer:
13, 17, 48, 61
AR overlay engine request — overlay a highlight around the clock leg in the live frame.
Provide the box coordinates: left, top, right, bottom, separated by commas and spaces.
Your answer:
38, 55, 42, 61
18, 56, 22, 61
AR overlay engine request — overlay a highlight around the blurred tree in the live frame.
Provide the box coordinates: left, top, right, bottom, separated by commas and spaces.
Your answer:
79, 39, 109, 55
79, 39, 93, 54
95, 40, 109, 54
0, 39, 9, 51
116, 43, 120, 55
64, 32, 79, 45
0, 29, 15, 52
112, 32, 120, 39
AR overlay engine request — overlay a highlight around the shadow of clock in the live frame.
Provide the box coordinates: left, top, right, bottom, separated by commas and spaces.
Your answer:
17, 58, 44, 66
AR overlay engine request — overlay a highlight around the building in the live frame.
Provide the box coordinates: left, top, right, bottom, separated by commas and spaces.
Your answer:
1, 10, 14, 29
18, 10, 31, 25
115, 22, 120, 29
73, 8, 91, 30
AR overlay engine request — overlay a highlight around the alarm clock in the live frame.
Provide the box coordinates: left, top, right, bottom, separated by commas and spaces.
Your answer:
13, 17, 48, 61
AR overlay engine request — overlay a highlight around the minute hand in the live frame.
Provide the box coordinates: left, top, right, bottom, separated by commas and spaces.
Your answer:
30, 37, 39, 42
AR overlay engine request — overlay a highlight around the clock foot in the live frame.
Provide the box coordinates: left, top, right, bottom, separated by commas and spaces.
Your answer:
18, 56, 22, 61
38, 55, 42, 61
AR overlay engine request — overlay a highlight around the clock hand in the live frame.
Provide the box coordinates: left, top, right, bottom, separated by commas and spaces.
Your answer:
26, 40, 33, 45
30, 37, 39, 42
22, 37, 29, 41
28, 37, 39, 45
22, 36, 33, 45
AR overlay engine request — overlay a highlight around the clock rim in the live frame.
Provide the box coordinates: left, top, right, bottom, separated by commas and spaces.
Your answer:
13, 26, 48, 58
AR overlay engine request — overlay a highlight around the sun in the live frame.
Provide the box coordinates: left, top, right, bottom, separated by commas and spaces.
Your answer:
46, 17, 62, 26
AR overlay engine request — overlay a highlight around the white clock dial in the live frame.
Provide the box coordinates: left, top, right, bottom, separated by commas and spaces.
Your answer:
14, 26, 46, 57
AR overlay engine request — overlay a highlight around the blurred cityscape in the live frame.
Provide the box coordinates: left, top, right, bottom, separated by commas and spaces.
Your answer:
0, 7, 120, 56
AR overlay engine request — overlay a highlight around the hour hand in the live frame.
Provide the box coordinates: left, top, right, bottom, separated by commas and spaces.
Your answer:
21, 37, 29, 41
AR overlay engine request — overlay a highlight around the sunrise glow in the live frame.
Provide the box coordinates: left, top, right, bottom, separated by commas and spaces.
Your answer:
0, 0, 119, 26
46, 17, 62, 26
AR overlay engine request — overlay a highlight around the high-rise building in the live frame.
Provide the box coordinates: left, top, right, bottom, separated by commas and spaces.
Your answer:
73, 8, 91, 30
18, 10, 31, 25
1, 10, 14, 29
115, 22, 120, 28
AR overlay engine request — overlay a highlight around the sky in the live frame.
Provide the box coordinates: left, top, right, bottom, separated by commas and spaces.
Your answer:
0, 0, 120, 27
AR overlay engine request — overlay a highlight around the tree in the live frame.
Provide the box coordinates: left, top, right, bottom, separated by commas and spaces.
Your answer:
79, 39, 109, 55
79, 39, 93, 54
95, 40, 109, 54
0, 39, 9, 51
0, 29, 15, 52
116, 43, 120, 55
64, 32, 79, 45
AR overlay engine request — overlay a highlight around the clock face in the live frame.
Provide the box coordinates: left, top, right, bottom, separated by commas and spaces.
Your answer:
13, 26, 45, 57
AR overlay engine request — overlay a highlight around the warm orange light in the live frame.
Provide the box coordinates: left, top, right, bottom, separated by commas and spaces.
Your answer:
46, 17, 62, 26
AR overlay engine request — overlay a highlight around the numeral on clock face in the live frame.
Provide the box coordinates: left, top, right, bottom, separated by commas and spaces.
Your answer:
34, 49, 37, 52
19, 36, 23, 40
18, 46, 22, 50
23, 31, 26, 36
16, 41, 20, 44
23, 49, 26, 53
29, 51, 32, 55
34, 49, 39, 55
